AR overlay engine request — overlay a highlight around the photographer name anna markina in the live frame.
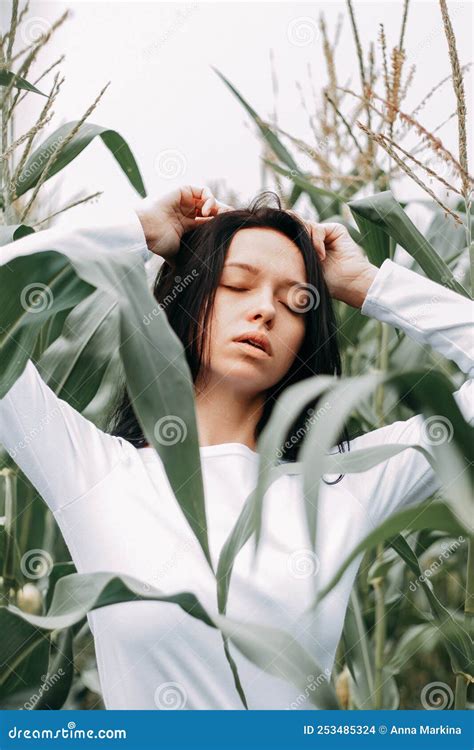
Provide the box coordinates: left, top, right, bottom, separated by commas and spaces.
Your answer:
1, 186, 472, 710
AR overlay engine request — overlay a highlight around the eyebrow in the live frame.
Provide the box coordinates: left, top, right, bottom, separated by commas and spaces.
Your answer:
223, 262, 305, 288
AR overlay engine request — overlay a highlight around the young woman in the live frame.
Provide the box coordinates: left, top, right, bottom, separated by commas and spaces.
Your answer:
0, 186, 472, 710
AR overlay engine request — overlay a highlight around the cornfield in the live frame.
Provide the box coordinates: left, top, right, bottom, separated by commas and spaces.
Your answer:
0, 0, 472, 712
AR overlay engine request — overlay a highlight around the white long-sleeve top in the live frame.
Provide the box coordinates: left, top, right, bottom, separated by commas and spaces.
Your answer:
0, 213, 472, 710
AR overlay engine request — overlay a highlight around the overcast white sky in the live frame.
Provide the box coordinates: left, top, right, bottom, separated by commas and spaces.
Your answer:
3, 0, 473, 225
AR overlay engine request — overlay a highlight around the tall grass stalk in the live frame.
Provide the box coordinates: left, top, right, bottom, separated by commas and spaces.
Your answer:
454, 537, 474, 709
372, 321, 390, 708
0, 469, 18, 606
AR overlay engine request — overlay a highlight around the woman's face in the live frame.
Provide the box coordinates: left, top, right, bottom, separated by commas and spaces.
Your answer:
200, 227, 309, 396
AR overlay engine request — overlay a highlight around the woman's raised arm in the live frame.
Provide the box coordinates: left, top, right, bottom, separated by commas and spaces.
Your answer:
342, 258, 473, 525
0, 209, 150, 514
0, 186, 225, 514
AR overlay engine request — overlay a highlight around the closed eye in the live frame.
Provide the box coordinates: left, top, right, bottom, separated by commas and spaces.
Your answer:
223, 285, 303, 313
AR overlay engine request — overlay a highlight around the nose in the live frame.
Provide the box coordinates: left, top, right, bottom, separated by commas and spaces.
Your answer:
246, 288, 276, 327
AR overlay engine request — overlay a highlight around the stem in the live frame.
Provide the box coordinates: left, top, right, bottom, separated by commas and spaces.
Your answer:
372, 321, 390, 709
454, 535, 474, 709
372, 565, 386, 709
1, 468, 18, 606
464, 195, 473, 295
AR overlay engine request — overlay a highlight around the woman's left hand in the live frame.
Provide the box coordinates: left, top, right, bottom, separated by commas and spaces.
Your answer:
303, 220, 378, 308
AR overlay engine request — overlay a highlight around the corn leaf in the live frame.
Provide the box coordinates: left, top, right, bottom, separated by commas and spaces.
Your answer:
0, 69, 46, 96
348, 191, 470, 297
14, 122, 146, 199
0, 244, 212, 570
0, 225, 35, 246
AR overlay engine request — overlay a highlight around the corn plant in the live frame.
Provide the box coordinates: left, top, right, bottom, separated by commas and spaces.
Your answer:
0, 0, 473, 712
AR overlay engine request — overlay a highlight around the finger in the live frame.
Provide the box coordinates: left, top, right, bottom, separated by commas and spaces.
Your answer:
309, 226, 326, 260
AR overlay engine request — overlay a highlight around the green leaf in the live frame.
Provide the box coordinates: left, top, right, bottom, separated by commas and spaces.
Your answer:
14, 122, 147, 198
351, 212, 390, 267
0, 242, 212, 570
385, 622, 444, 676
0, 70, 46, 97
348, 191, 470, 297
212, 613, 339, 709
0, 252, 95, 395
0, 571, 215, 691
0, 225, 35, 246
252, 376, 335, 551
263, 160, 343, 219
322, 442, 435, 475
298, 370, 472, 550
213, 69, 298, 171
214, 68, 330, 218
38, 290, 120, 413
31, 627, 75, 709
216, 462, 303, 616
341, 590, 399, 709
389, 534, 473, 677
311, 501, 465, 605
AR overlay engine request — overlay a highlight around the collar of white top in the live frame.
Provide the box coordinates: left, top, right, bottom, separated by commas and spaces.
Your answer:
139, 442, 259, 460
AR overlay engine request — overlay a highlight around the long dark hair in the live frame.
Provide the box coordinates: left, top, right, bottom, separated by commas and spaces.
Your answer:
109, 192, 350, 476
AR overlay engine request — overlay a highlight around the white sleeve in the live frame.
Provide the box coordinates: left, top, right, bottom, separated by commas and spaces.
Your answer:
0, 210, 149, 513
346, 258, 473, 525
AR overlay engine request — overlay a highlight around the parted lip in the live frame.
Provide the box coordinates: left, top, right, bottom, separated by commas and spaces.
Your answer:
233, 331, 272, 356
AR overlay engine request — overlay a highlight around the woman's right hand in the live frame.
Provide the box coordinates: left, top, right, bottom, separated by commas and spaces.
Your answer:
134, 185, 232, 263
